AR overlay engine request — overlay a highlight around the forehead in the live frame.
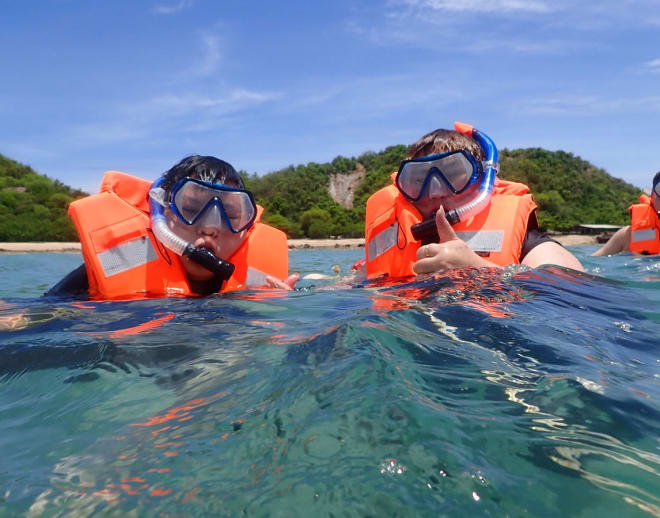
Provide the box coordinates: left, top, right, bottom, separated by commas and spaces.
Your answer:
188, 170, 241, 188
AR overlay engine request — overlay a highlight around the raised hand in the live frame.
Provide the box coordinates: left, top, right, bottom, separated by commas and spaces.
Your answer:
413, 207, 497, 274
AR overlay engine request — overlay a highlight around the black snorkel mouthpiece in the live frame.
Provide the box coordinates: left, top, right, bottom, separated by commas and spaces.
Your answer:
411, 210, 460, 245
183, 244, 235, 282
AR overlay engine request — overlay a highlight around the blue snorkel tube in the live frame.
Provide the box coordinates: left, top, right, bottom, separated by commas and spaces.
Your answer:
445, 121, 498, 225
148, 177, 235, 281
411, 121, 498, 243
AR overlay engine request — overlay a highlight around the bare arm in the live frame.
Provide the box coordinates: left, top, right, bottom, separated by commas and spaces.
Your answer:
265, 274, 299, 290
592, 226, 630, 256
522, 241, 584, 271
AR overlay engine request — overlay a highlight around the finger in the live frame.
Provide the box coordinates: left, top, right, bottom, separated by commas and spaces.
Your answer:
413, 257, 443, 275
435, 206, 458, 243
284, 273, 299, 290
265, 275, 288, 290
416, 243, 435, 260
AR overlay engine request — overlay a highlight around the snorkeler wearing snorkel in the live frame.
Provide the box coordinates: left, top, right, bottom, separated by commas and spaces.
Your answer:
593, 171, 660, 256
51, 155, 296, 299
364, 122, 584, 279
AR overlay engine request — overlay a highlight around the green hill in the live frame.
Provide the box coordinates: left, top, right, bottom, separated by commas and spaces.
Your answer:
0, 146, 643, 242
499, 148, 642, 230
0, 153, 86, 241
243, 146, 642, 236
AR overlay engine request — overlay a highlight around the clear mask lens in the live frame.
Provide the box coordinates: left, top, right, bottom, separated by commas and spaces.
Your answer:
436, 153, 474, 191
397, 151, 477, 200
172, 180, 256, 233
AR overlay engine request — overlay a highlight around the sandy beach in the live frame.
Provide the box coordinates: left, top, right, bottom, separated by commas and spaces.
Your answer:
0, 234, 599, 253
0, 242, 82, 253
551, 234, 599, 246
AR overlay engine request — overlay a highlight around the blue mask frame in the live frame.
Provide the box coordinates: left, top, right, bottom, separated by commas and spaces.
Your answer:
395, 149, 483, 202
168, 177, 257, 234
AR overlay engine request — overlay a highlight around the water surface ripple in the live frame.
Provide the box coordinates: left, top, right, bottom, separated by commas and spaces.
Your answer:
0, 248, 658, 517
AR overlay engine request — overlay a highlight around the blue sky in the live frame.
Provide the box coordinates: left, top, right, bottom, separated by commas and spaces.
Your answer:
2, 0, 659, 194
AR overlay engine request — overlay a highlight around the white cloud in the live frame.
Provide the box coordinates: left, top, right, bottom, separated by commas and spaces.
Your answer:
361, 0, 660, 53
272, 74, 465, 125
398, 0, 555, 13
67, 121, 148, 145
349, 0, 585, 55
644, 58, 660, 72
196, 33, 221, 76
153, 0, 193, 15
351, 18, 577, 55
52, 87, 280, 149
148, 89, 280, 114
514, 94, 660, 116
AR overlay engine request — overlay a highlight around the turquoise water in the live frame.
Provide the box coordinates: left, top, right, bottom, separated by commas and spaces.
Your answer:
0, 248, 658, 517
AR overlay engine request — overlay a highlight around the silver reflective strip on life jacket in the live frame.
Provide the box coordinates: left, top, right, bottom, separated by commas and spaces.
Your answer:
455, 230, 504, 253
97, 236, 158, 277
632, 228, 656, 243
245, 267, 268, 287
368, 223, 398, 261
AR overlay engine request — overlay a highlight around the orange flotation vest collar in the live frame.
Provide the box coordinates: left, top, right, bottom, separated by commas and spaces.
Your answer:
628, 194, 660, 255
364, 174, 537, 279
69, 171, 289, 300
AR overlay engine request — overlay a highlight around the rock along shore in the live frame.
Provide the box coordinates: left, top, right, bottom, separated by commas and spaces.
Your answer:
0, 234, 598, 253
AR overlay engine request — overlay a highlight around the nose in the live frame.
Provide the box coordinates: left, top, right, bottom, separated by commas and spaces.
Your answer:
427, 175, 448, 199
196, 202, 225, 236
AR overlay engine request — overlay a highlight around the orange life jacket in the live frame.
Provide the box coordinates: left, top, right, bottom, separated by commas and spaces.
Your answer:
68, 171, 289, 300
364, 175, 537, 279
628, 194, 660, 255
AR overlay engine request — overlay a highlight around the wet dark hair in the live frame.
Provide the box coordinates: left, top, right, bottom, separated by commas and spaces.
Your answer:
653, 171, 660, 188
407, 129, 484, 160
160, 155, 244, 193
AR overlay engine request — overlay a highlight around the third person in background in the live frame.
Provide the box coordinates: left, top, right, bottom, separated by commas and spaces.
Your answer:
593, 171, 660, 256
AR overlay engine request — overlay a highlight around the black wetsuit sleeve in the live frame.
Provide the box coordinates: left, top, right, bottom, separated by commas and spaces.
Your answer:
44, 264, 89, 297
44, 264, 223, 298
520, 212, 563, 261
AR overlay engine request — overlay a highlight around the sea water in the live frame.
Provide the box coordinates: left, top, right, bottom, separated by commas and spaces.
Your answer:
0, 248, 658, 517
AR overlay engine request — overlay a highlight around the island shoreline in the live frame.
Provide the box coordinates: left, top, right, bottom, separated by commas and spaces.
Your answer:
0, 234, 600, 253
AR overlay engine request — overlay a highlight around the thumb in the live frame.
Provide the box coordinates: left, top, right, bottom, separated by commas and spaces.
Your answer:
435, 206, 458, 243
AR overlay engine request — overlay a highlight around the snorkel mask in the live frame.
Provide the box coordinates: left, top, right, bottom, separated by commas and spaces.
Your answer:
148, 176, 237, 283
409, 121, 499, 243
653, 172, 660, 215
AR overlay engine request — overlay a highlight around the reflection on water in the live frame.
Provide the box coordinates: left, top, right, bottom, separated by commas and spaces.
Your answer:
0, 248, 658, 517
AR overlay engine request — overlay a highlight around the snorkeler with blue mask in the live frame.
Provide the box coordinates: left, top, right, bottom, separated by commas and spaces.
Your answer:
50, 155, 295, 299
363, 121, 584, 279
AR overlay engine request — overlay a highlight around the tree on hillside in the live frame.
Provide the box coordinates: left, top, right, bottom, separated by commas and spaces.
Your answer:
0, 153, 86, 241
499, 148, 641, 230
